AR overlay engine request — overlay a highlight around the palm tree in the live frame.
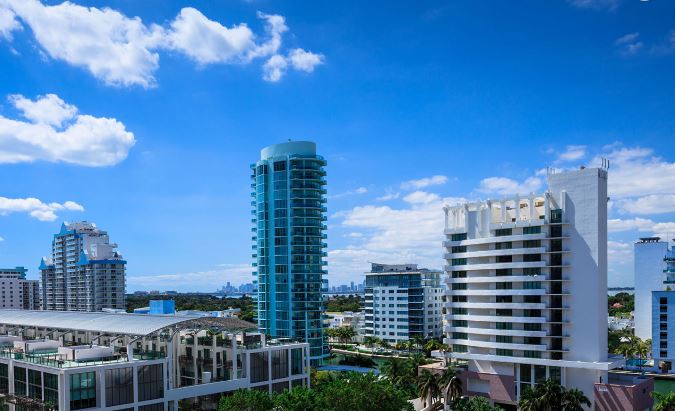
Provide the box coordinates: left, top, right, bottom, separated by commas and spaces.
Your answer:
653, 391, 675, 411
635, 339, 651, 374
438, 367, 462, 410
407, 351, 429, 375
562, 388, 591, 411
417, 369, 441, 409
363, 336, 380, 352
412, 335, 425, 351
424, 339, 444, 355
336, 326, 357, 344
378, 339, 391, 350
395, 341, 407, 352
380, 358, 410, 386
518, 385, 542, 411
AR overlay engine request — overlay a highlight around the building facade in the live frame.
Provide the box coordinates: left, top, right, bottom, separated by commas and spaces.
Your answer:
441, 167, 621, 409
651, 241, 675, 372
364, 263, 444, 344
0, 267, 40, 310
0, 310, 310, 411
634, 237, 670, 339
251, 141, 328, 363
40, 222, 126, 312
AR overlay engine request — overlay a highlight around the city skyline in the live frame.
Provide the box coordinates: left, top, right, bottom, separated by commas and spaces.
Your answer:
1, 1, 675, 292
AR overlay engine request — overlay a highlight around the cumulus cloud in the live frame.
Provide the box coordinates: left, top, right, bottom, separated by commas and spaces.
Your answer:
0, 196, 84, 221
377, 191, 400, 201
0, 5, 20, 40
608, 217, 655, 233
620, 194, 675, 215
329, 193, 466, 284
401, 175, 448, 190
0, 93, 135, 166
615, 33, 643, 56
557, 145, 587, 162
1, 0, 323, 86
288, 48, 324, 72
477, 176, 543, 196
330, 186, 368, 199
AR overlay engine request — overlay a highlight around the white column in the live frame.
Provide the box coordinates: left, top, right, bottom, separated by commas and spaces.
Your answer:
127, 342, 134, 362
529, 195, 535, 221
545, 192, 551, 223
231, 334, 239, 379
98, 369, 106, 408
501, 201, 506, 223
514, 195, 520, 222
443, 208, 449, 230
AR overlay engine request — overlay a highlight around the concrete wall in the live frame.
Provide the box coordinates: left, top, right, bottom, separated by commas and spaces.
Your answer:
594, 377, 654, 411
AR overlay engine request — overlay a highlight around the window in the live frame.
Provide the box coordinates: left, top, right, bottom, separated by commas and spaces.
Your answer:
451, 246, 467, 253
523, 281, 541, 290
534, 365, 546, 383
452, 308, 467, 315
137, 364, 163, 402
523, 226, 541, 235
453, 344, 467, 353
496, 309, 512, 316
28, 369, 41, 399
549, 367, 561, 383
0, 364, 7, 394
14, 366, 26, 397
661, 297, 668, 305
495, 242, 512, 250
106, 367, 133, 406
70, 372, 96, 410
496, 255, 512, 263
452, 332, 468, 340
523, 240, 541, 248
451, 233, 467, 241
496, 269, 512, 276
274, 161, 287, 172
496, 335, 512, 343
550, 209, 562, 223
452, 283, 467, 290
523, 254, 540, 262
44, 373, 58, 406
452, 271, 467, 278
451, 258, 467, 266
251, 352, 269, 383
139, 404, 164, 411
452, 320, 468, 327
272, 350, 289, 380
496, 295, 512, 303
496, 322, 512, 330
523, 268, 539, 276
452, 296, 467, 302
524, 351, 541, 358
496, 349, 513, 356
495, 229, 512, 237
496, 282, 512, 290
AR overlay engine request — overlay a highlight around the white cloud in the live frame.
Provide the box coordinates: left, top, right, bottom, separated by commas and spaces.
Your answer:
0, 5, 20, 40
608, 240, 633, 265
401, 175, 448, 190
0, 236, 4, 242
288, 48, 324, 72
568, 0, 619, 11
129, 263, 252, 292
377, 191, 400, 201
477, 176, 543, 196
0, 93, 135, 166
262, 54, 287, 82
615, 32, 643, 56
0, 196, 84, 221
652, 222, 675, 240
608, 217, 654, 233
329, 186, 368, 199
329, 193, 466, 284
620, 194, 675, 215
557, 145, 586, 162
2, 0, 323, 87
9, 93, 76, 127
403, 191, 440, 204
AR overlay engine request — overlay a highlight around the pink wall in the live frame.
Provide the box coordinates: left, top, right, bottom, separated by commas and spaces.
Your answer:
459, 370, 516, 404
594, 377, 653, 411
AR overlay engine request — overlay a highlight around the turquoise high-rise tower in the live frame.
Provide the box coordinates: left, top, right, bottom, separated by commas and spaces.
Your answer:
252, 141, 328, 363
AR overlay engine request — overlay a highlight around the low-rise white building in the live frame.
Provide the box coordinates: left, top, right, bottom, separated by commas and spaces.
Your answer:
0, 309, 310, 410
364, 263, 444, 344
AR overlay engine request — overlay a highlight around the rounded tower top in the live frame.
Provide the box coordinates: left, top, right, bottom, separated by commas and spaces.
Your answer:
260, 141, 316, 160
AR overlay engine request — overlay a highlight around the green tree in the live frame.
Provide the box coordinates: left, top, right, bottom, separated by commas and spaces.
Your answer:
317, 372, 414, 411
273, 386, 319, 411
380, 358, 411, 386
423, 338, 445, 356
454, 396, 503, 411
417, 369, 441, 409
562, 388, 591, 411
218, 389, 273, 411
438, 366, 462, 408
653, 391, 675, 411
337, 326, 357, 344
363, 336, 381, 351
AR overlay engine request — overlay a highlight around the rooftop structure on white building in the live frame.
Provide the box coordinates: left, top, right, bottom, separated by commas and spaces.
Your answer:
0, 309, 310, 410
0, 267, 40, 310
440, 166, 623, 409
364, 263, 444, 344
39, 222, 126, 312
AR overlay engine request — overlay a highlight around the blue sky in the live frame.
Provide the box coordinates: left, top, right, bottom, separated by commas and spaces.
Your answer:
1, 0, 674, 291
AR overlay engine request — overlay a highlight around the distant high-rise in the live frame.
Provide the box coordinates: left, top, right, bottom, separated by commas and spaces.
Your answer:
40, 221, 126, 311
635, 237, 670, 339
0, 267, 40, 310
251, 141, 328, 363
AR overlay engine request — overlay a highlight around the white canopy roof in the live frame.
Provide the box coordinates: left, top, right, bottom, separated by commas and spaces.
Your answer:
0, 309, 256, 336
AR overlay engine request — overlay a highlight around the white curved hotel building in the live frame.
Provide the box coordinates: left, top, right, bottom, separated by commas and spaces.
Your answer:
441, 167, 622, 409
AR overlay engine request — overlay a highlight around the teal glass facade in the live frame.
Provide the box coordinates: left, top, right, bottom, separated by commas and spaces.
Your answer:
252, 141, 328, 362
